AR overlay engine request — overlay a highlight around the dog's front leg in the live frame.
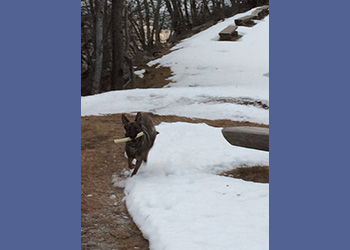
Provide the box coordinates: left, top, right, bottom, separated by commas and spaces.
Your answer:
127, 157, 134, 169
131, 159, 142, 176
144, 151, 149, 163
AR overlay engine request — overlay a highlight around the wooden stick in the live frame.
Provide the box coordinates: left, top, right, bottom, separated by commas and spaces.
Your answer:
113, 131, 144, 144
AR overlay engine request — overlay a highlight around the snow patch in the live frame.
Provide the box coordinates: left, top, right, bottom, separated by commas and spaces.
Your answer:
134, 69, 146, 78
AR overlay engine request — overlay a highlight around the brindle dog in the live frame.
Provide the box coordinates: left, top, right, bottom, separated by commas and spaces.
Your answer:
121, 112, 158, 176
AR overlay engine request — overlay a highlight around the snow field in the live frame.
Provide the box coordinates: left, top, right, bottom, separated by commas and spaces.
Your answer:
113, 122, 269, 250
125, 173, 268, 250
81, 86, 269, 124
81, 9, 269, 125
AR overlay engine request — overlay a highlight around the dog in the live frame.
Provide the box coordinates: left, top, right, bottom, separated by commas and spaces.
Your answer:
121, 112, 158, 176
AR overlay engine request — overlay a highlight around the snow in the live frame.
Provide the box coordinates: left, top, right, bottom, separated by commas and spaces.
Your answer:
134, 69, 146, 78
125, 174, 268, 250
113, 122, 268, 250
81, 9, 269, 125
127, 122, 269, 176
81, 87, 268, 124
148, 12, 269, 90
82, 7, 269, 250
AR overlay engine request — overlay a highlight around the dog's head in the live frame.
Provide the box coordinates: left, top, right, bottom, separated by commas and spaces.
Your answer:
122, 113, 143, 141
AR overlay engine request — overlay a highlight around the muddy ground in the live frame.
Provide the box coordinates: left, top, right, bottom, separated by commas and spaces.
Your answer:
81, 113, 268, 250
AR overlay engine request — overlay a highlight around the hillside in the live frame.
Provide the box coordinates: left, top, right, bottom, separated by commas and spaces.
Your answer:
82, 7, 269, 250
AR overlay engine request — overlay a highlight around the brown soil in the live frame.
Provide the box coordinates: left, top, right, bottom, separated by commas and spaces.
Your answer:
221, 166, 269, 183
81, 113, 268, 249
126, 63, 174, 89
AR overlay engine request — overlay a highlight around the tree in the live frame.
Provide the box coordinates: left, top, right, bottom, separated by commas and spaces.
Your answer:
111, 0, 125, 90
82, 0, 265, 95
92, 0, 106, 94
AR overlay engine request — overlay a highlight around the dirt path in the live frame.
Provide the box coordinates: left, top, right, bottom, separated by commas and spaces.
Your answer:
81, 113, 268, 250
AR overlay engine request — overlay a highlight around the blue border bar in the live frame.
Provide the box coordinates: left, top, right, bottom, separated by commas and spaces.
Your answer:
0, 1, 81, 249
270, 1, 350, 249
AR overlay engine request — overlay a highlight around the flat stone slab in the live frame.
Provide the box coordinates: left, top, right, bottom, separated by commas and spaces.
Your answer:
219, 25, 238, 40
235, 15, 256, 26
250, 5, 269, 20
222, 126, 269, 151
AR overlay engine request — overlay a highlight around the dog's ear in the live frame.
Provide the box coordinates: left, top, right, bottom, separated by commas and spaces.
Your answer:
135, 112, 142, 124
121, 114, 130, 125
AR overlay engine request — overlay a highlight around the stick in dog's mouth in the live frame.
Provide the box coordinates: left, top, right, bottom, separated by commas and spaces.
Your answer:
114, 131, 144, 144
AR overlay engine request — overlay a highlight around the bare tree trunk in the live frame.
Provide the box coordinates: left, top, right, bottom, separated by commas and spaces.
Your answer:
111, 0, 125, 90
129, 16, 144, 47
183, 0, 191, 28
150, 0, 163, 46
81, 27, 93, 76
190, 0, 198, 25
143, 0, 152, 48
81, 0, 96, 93
211, 0, 224, 21
135, 0, 147, 50
123, 55, 135, 88
202, 0, 211, 20
165, 0, 182, 40
92, 0, 106, 94
157, 9, 167, 43
124, 3, 130, 52
124, 3, 135, 88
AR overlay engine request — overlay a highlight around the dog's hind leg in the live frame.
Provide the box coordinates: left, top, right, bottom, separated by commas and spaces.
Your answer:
131, 159, 142, 176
